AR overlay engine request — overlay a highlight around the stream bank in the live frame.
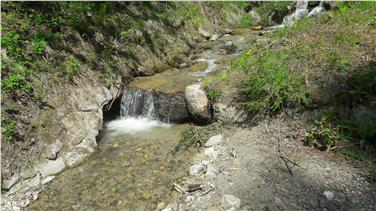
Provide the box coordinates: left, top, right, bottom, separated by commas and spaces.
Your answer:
25, 28, 261, 211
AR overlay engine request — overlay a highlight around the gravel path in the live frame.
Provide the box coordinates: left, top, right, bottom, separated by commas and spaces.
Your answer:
165, 117, 376, 211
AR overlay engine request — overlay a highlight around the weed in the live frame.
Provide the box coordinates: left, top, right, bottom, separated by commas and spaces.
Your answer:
32, 38, 47, 54
2, 119, 16, 142
62, 55, 79, 77
304, 116, 342, 151
239, 49, 309, 115
238, 13, 254, 28
171, 126, 209, 155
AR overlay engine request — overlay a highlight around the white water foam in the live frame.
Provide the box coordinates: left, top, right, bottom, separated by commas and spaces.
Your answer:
105, 117, 171, 136
190, 58, 217, 77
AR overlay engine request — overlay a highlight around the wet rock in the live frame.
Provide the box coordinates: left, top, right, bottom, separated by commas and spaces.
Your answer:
154, 91, 190, 123
204, 147, 219, 160
189, 163, 205, 176
185, 84, 211, 123
44, 140, 63, 160
2, 173, 20, 190
205, 135, 223, 147
221, 194, 241, 210
63, 147, 91, 167
35, 157, 65, 178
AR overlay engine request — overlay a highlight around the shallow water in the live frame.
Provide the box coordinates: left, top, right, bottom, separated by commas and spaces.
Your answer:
29, 124, 194, 211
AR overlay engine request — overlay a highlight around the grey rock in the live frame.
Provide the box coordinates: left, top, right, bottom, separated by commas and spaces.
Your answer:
198, 27, 211, 38
205, 164, 219, 178
189, 163, 205, 176
44, 140, 63, 160
154, 91, 190, 123
63, 147, 91, 167
2, 173, 20, 190
205, 135, 223, 147
204, 147, 219, 160
20, 168, 36, 180
209, 34, 219, 41
221, 194, 241, 210
185, 84, 211, 123
35, 157, 65, 178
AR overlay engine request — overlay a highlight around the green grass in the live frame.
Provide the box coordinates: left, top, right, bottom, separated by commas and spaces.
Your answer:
234, 49, 309, 116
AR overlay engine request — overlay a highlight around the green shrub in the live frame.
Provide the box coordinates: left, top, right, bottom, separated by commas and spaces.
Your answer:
239, 49, 309, 115
32, 38, 47, 54
304, 116, 342, 151
171, 126, 209, 155
3, 120, 16, 142
62, 56, 79, 77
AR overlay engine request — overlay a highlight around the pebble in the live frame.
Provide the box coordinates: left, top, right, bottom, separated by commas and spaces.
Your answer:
189, 163, 205, 176
205, 135, 223, 147
204, 147, 219, 159
221, 194, 241, 210
323, 191, 334, 201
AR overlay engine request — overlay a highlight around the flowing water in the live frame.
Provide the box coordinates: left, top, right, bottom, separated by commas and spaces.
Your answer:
28, 31, 259, 210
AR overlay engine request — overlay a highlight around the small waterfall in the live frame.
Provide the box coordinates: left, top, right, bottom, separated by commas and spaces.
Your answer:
282, 1, 309, 26
308, 1, 325, 17
105, 88, 171, 136
120, 88, 156, 119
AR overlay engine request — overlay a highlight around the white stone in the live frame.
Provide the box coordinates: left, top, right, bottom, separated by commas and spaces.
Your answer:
198, 27, 211, 38
221, 194, 241, 210
209, 34, 219, 41
204, 147, 219, 160
189, 163, 205, 176
35, 158, 65, 178
323, 191, 334, 201
205, 135, 223, 147
41, 176, 55, 185
44, 140, 63, 160
185, 84, 210, 122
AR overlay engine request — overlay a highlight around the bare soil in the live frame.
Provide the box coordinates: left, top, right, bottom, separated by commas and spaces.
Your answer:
169, 116, 376, 211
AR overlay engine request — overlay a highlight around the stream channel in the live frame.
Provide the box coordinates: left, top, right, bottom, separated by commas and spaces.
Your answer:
28, 30, 259, 210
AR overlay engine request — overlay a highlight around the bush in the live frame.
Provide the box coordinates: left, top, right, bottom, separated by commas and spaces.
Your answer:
2, 119, 16, 142
171, 126, 209, 155
62, 56, 79, 77
239, 49, 309, 116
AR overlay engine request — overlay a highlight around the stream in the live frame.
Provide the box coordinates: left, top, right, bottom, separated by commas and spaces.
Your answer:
28, 30, 259, 210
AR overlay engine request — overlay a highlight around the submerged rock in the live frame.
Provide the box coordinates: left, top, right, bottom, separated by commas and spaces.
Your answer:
185, 84, 211, 123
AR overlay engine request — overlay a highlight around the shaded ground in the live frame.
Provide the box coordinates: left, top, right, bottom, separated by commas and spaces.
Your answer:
169, 116, 376, 211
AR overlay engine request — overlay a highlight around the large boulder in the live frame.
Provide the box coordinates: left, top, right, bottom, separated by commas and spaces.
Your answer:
185, 84, 212, 123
